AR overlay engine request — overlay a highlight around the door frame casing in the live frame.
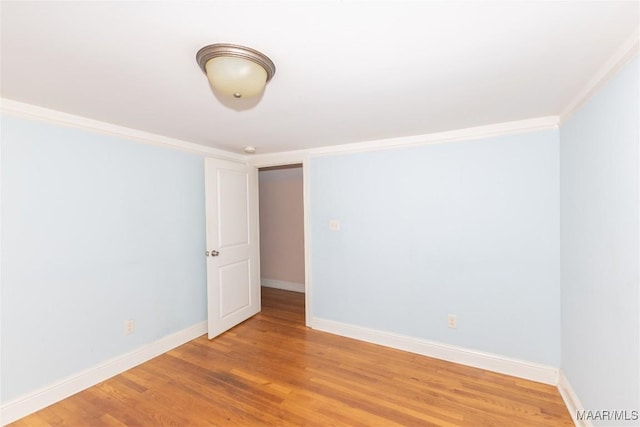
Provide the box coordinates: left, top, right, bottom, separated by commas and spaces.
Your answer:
250, 155, 312, 327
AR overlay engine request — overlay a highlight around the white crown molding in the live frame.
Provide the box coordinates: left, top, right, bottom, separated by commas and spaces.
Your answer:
559, 28, 640, 125
2, 98, 558, 167
309, 317, 559, 385
309, 116, 559, 157
558, 370, 592, 427
261, 278, 305, 293
0, 322, 207, 426
0, 99, 245, 163
249, 116, 559, 166
248, 149, 308, 168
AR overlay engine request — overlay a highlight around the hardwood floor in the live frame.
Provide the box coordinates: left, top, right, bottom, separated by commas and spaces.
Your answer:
10, 287, 573, 426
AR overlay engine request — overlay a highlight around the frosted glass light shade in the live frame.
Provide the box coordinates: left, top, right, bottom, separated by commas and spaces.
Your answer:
196, 44, 275, 101
205, 57, 267, 99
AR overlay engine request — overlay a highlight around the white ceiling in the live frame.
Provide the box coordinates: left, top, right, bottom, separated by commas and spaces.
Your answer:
1, 1, 638, 155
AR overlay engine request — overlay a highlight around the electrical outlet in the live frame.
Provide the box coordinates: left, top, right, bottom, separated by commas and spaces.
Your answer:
447, 314, 457, 329
124, 319, 135, 335
329, 219, 341, 231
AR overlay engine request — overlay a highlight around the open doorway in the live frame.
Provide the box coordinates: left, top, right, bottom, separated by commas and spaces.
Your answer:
258, 164, 305, 311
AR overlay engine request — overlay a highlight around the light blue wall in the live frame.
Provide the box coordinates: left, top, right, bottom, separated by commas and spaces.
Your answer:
1, 115, 207, 402
310, 129, 561, 366
560, 55, 639, 424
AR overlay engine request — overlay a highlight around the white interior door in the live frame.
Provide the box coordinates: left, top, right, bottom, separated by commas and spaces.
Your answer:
205, 158, 260, 339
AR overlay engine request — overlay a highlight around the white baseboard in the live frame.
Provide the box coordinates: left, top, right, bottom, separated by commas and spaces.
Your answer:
261, 278, 305, 293
0, 321, 207, 426
558, 370, 590, 427
309, 317, 559, 385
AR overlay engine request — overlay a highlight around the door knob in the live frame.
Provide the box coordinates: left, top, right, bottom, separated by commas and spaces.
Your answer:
210, 250, 220, 257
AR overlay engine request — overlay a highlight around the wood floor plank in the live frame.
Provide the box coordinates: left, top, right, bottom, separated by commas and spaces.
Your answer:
9, 287, 573, 426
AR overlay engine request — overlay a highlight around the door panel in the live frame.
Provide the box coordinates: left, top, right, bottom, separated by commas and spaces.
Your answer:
219, 260, 251, 318
205, 158, 260, 339
218, 169, 249, 247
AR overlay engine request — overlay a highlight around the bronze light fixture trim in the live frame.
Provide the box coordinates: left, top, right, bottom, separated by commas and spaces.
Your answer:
196, 43, 276, 99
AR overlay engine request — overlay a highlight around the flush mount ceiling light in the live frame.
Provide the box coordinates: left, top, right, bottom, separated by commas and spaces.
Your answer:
196, 43, 276, 100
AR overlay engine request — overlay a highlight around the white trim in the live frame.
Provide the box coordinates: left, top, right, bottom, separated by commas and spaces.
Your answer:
0, 99, 245, 162
0, 98, 3, 408
249, 116, 559, 164
2, 98, 558, 166
560, 29, 640, 124
310, 116, 558, 157
249, 150, 307, 168
261, 278, 305, 293
0, 322, 207, 426
302, 156, 312, 327
557, 370, 591, 427
309, 317, 559, 386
